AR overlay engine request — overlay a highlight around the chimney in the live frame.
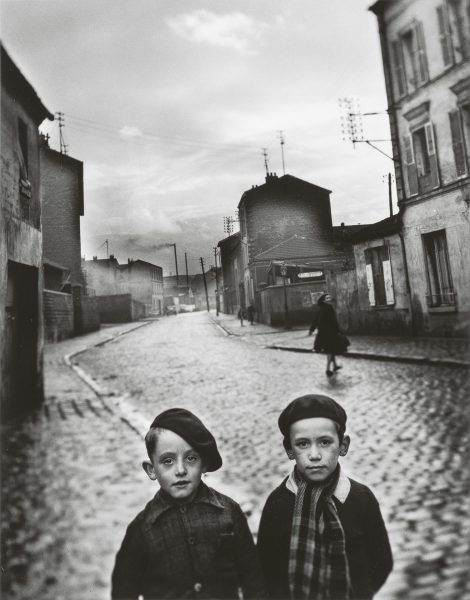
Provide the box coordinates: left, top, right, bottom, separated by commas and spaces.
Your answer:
93, 256, 97, 261
110, 254, 115, 260
265, 172, 278, 183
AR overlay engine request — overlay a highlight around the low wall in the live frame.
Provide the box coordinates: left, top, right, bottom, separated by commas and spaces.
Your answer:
97, 294, 146, 323
257, 282, 326, 326
44, 290, 74, 342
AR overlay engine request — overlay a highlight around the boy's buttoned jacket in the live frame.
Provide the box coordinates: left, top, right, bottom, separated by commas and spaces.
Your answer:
111, 482, 266, 600
257, 472, 393, 600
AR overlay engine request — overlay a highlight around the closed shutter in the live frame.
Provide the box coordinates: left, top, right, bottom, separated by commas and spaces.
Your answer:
380, 246, 395, 305
403, 134, 419, 196
424, 122, 440, 188
437, 5, 454, 66
415, 22, 429, 84
391, 40, 407, 97
449, 110, 468, 177
364, 250, 376, 307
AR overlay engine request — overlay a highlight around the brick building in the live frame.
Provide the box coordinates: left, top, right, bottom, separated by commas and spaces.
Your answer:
41, 141, 85, 290
0, 44, 53, 414
370, 0, 470, 336
220, 173, 352, 325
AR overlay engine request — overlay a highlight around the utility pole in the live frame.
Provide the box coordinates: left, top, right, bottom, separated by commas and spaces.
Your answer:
213, 247, 220, 316
278, 130, 286, 175
184, 252, 189, 288
105, 239, 109, 258
173, 243, 179, 287
200, 257, 210, 312
382, 172, 395, 217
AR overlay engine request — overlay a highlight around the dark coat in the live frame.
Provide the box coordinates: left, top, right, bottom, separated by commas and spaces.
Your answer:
309, 303, 348, 355
112, 482, 266, 599
257, 477, 393, 600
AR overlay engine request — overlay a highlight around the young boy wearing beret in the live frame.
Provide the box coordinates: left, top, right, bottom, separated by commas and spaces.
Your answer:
112, 408, 266, 600
257, 394, 393, 600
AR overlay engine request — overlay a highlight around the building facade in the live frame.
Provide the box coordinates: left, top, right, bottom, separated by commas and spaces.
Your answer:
371, 0, 470, 336
122, 259, 163, 315
0, 45, 53, 413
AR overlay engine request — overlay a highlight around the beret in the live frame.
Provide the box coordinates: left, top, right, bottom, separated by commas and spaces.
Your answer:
149, 408, 222, 472
278, 394, 347, 437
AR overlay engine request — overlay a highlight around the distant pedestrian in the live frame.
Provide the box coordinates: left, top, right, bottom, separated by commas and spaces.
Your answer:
309, 293, 349, 377
257, 394, 393, 600
247, 303, 255, 325
111, 408, 266, 600
238, 306, 246, 327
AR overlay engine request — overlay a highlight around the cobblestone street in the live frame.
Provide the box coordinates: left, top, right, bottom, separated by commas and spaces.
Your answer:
1, 311, 469, 600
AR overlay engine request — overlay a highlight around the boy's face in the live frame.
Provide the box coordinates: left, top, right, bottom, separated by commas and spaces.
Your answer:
143, 429, 205, 503
287, 417, 349, 483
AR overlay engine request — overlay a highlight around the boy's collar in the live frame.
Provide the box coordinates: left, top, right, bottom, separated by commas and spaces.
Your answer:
285, 467, 351, 503
144, 481, 224, 526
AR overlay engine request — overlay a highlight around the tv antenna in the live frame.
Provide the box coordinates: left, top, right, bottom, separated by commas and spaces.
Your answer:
55, 112, 68, 155
262, 147, 269, 176
339, 97, 393, 161
278, 130, 286, 175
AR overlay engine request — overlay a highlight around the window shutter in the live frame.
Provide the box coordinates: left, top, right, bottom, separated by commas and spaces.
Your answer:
380, 246, 395, 305
437, 5, 454, 66
403, 134, 419, 196
449, 110, 468, 177
364, 250, 376, 306
391, 40, 407, 97
415, 22, 429, 84
424, 122, 440, 188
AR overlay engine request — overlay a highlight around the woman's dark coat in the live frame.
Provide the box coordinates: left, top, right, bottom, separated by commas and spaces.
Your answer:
309, 303, 348, 354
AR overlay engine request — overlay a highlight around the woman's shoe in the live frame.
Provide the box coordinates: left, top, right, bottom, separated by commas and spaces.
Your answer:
326, 370, 334, 377
334, 365, 342, 371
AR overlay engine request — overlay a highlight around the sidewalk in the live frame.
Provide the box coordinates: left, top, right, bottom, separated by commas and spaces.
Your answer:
210, 311, 470, 368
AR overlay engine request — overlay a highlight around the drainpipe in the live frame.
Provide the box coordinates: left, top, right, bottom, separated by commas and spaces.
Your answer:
399, 230, 416, 336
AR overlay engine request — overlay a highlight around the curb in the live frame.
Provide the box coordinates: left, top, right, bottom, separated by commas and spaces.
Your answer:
64, 320, 151, 395
265, 345, 469, 368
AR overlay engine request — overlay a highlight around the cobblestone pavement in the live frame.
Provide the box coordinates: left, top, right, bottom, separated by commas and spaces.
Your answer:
1, 312, 469, 600
211, 312, 470, 366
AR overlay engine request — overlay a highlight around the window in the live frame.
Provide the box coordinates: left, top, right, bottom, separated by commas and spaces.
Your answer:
400, 22, 429, 93
364, 246, 395, 307
449, 109, 469, 177
437, 1, 470, 66
403, 122, 440, 196
18, 118, 28, 176
422, 230, 456, 307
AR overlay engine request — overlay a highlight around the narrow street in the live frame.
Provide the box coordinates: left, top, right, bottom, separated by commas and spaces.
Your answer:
1, 311, 469, 600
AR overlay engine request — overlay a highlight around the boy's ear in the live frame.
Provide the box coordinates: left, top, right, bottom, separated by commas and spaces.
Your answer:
339, 435, 350, 456
142, 460, 158, 481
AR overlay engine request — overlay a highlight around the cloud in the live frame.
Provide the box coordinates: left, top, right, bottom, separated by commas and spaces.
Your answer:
166, 10, 271, 53
119, 125, 143, 138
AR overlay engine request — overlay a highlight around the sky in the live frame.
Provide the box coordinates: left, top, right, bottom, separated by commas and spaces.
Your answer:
1, 0, 395, 275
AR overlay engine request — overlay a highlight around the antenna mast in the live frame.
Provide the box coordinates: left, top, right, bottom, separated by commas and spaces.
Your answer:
262, 148, 269, 176
55, 112, 68, 155
278, 130, 286, 175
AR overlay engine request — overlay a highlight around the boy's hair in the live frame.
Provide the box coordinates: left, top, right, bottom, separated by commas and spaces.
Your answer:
283, 421, 345, 451
145, 426, 166, 460
278, 394, 347, 451
144, 408, 223, 471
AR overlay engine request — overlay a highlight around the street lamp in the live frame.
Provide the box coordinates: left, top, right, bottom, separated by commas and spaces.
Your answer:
280, 264, 291, 330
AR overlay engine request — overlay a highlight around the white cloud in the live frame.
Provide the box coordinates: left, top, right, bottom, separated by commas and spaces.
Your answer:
166, 10, 271, 53
119, 125, 143, 138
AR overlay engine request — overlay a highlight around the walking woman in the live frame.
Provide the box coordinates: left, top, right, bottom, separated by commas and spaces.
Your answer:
309, 293, 349, 377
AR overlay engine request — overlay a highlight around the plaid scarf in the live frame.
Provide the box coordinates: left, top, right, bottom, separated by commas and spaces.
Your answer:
288, 465, 351, 600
